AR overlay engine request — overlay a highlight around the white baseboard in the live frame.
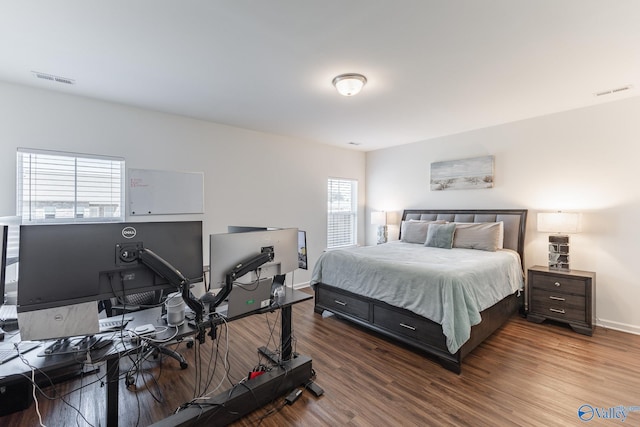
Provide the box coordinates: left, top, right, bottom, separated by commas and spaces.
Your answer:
293, 281, 310, 290
596, 318, 640, 336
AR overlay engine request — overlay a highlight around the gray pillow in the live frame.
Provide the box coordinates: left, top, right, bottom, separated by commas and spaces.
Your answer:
400, 220, 446, 244
452, 222, 503, 252
425, 223, 456, 249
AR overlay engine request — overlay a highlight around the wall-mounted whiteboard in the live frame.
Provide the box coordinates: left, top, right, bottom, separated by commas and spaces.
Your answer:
128, 168, 204, 215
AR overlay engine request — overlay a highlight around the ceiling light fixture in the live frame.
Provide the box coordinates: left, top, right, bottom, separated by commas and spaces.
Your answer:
332, 73, 367, 96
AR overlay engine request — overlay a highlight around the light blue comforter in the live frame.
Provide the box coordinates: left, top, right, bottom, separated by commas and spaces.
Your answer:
310, 241, 524, 354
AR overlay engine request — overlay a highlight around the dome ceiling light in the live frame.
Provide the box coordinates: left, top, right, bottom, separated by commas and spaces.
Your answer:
332, 73, 367, 96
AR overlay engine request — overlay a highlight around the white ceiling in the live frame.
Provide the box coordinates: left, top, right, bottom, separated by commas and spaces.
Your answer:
1, 1, 639, 152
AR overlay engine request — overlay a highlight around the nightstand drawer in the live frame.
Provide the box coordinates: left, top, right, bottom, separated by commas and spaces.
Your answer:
530, 289, 586, 322
529, 273, 587, 296
316, 287, 370, 321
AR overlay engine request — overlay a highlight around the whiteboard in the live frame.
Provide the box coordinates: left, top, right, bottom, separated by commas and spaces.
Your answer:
128, 169, 204, 215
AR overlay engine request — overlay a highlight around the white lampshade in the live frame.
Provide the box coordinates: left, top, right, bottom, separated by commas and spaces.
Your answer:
332, 73, 367, 96
371, 211, 387, 226
537, 212, 582, 233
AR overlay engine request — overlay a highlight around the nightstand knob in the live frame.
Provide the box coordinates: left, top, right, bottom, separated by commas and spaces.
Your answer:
554, 281, 561, 287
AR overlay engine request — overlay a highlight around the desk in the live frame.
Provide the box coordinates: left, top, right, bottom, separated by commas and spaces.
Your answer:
151, 286, 314, 426
1, 287, 313, 427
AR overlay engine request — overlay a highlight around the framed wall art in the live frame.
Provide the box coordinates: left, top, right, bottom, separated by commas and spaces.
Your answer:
430, 155, 494, 191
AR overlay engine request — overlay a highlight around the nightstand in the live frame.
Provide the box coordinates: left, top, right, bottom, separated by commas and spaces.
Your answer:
527, 265, 595, 336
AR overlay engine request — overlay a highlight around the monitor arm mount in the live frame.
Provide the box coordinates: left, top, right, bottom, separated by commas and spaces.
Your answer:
132, 247, 272, 344
137, 248, 205, 337
206, 251, 274, 310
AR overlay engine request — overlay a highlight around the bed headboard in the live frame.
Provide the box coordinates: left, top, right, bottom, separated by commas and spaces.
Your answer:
401, 209, 528, 267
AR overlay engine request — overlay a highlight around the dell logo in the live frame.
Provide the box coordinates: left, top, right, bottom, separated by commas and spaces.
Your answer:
54, 314, 63, 322
122, 226, 137, 239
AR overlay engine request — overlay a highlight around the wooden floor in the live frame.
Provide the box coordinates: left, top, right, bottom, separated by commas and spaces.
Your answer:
3, 288, 640, 426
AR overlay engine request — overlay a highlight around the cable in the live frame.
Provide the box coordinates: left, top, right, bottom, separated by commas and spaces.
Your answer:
32, 366, 46, 427
16, 350, 98, 427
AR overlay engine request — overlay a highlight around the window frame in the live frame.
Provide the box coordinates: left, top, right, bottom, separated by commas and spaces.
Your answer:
16, 148, 125, 224
327, 177, 358, 249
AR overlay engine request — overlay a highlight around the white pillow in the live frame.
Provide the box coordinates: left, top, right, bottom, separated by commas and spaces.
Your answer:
452, 222, 504, 252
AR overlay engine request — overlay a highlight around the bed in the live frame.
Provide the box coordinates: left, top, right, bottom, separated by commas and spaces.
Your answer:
312, 209, 527, 374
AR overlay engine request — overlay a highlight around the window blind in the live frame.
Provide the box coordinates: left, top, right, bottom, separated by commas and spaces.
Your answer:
17, 148, 125, 223
327, 178, 357, 248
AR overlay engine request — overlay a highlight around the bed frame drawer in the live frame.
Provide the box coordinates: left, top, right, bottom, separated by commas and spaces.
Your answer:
316, 287, 370, 321
373, 305, 444, 345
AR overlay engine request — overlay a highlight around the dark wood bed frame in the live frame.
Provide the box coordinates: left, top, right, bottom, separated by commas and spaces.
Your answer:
313, 209, 528, 374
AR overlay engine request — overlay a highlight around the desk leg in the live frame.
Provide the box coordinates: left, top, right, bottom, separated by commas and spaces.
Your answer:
106, 357, 119, 427
258, 304, 294, 365
281, 304, 292, 361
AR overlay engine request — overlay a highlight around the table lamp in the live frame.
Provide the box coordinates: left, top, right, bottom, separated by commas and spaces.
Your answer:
537, 211, 581, 270
371, 211, 387, 244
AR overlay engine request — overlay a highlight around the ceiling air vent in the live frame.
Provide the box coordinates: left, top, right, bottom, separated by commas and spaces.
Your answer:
594, 85, 632, 97
32, 71, 76, 85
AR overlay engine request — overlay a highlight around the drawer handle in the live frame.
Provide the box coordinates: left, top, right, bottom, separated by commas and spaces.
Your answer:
334, 300, 347, 306
549, 296, 565, 301
549, 308, 566, 314
554, 282, 561, 287
399, 323, 416, 331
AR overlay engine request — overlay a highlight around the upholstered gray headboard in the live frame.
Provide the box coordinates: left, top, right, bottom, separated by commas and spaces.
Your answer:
401, 209, 528, 267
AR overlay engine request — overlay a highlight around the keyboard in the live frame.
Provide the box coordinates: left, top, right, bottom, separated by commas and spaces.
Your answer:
99, 315, 134, 332
0, 304, 17, 321
0, 341, 40, 364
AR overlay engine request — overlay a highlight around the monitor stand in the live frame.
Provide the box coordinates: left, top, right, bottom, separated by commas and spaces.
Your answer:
38, 336, 111, 357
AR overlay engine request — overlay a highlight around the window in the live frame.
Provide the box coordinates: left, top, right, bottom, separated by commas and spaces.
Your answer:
327, 177, 358, 248
17, 148, 125, 223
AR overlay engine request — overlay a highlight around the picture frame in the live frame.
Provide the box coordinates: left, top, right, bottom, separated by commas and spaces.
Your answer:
430, 155, 494, 191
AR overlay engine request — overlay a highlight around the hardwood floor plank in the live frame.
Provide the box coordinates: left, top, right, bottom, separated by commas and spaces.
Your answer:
2, 290, 640, 426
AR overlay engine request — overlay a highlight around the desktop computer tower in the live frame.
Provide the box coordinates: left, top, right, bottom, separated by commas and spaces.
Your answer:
0, 377, 32, 415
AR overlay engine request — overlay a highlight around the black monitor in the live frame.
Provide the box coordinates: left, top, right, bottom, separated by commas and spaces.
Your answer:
18, 221, 204, 313
227, 226, 268, 233
0, 225, 7, 305
0, 216, 21, 305
298, 230, 307, 270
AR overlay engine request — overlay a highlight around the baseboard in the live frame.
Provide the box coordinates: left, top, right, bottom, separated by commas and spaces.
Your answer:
293, 281, 310, 290
596, 318, 640, 336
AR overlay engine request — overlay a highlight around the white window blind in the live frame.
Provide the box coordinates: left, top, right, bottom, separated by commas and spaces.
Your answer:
327, 178, 357, 248
17, 148, 125, 223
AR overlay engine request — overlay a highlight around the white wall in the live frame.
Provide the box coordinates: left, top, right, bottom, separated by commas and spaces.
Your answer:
366, 95, 640, 335
0, 81, 366, 288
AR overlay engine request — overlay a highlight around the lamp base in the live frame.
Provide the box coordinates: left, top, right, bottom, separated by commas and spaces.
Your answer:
548, 234, 570, 270
376, 225, 387, 245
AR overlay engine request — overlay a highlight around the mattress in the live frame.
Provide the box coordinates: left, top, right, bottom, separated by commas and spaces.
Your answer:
311, 241, 524, 353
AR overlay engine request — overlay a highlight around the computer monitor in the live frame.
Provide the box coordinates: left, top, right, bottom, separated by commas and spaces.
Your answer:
1, 225, 7, 305
0, 216, 21, 302
17, 221, 203, 341
298, 230, 307, 270
209, 228, 298, 290
227, 226, 268, 233
227, 226, 308, 271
